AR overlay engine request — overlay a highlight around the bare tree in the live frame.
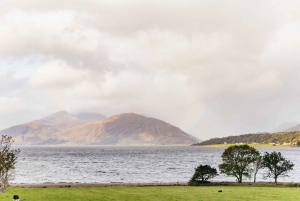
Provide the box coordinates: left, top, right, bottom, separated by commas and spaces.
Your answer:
0, 135, 20, 190
252, 155, 263, 183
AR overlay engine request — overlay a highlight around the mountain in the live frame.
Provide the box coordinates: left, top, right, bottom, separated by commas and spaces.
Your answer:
0, 112, 200, 145
74, 112, 107, 120
37, 111, 79, 124
60, 113, 200, 145
271, 122, 299, 132
283, 123, 300, 132
0, 111, 106, 145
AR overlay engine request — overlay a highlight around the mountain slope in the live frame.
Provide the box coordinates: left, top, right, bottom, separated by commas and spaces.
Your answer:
0, 122, 63, 144
283, 123, 300, 132
37, 111, 78, 124
0, 112, 199, 145
193, 133, 272, 145
271, 122, 299, 132
60, 113, 200, 145
0, 111, 106, 145
194, 131, 300, 146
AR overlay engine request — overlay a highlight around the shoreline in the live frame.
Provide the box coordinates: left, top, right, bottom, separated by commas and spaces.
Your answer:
10, 182, 188, 188
194, 143, 296, 148
10, 181, 299, 188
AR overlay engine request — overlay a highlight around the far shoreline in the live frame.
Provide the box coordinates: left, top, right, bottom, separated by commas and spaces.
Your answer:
193, 143, 298, 148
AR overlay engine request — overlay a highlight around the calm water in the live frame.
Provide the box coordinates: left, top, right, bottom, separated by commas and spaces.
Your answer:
13, 146, 300, 183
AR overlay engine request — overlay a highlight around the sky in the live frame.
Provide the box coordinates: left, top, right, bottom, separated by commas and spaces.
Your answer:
1, 0, 300, 140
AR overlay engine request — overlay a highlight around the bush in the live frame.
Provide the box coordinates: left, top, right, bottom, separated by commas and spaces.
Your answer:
188, 165, 218, 186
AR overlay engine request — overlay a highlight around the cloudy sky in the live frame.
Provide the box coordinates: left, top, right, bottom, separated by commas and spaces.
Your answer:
1, 0, 300, 140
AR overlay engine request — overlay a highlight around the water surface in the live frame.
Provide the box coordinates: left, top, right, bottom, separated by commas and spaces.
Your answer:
14, 146, 300, 183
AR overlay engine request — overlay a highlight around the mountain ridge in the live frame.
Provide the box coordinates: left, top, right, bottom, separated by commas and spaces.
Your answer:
60, 113, 200, 145
283, 123, 300, 132
0, 111, 200, 145
271, 122, 299, 132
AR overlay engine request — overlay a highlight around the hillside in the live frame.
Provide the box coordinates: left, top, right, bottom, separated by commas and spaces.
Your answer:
193, 131, 300, 146
0, 112, 200, 145
284, 124, 300, 132
60, 113, 200, 145
0, 111, 106, 145
271, 122, 299, 132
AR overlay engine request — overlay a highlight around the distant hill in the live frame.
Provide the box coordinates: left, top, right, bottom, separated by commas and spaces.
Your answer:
283, 123, 300, 132
0, 112, 200, 145
193, 131, 300, 146
193, 133, 272, 145
271, 122, 299, 132
60, 113, 200, 145
0, 111, 106, 145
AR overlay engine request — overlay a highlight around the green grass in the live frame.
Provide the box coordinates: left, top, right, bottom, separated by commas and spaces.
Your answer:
1, 186, 300, 201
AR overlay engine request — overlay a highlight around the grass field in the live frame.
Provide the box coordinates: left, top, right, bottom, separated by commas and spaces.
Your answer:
1, 186, 300, 201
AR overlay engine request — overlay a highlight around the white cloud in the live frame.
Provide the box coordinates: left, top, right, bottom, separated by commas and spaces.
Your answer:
29, 60, 91, 87
0, 10, 102, 59
238, 71, 282, 92
0, 0, 300, 139
0, 97, 27, 113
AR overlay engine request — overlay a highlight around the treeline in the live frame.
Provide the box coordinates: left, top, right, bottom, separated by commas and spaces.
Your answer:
194, 133, 272, 145
193, 131, 300, 146
264, 131, 300, 145
189, 145, 294, 185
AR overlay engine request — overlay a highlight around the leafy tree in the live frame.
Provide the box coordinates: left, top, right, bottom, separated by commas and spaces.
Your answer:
189, 165, 218, 185
262, 151, 294, 184
252, 155, 263, 183
219, 145, 260, 183
0, 135, 20, 190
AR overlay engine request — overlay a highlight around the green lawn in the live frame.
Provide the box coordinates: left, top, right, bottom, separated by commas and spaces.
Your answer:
1, 186, 300, 201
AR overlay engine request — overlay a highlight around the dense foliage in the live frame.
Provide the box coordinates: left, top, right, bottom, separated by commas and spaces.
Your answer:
263, 131, 300, 144
189, 165, 218, 185
219, 145, 260, 183
0, 135, 20, 190
194, 133, 272, 145
262, 151, 294, 184
193, 131, 300, 146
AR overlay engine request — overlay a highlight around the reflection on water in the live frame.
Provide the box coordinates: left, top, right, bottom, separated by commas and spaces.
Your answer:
14, 146, 300, 183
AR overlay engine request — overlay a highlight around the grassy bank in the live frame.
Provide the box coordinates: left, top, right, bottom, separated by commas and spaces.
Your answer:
2, 186, 300, 201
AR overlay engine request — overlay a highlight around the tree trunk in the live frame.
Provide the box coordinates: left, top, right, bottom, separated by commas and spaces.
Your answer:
254, 170, 259, 183
275, 177, 277, 185
238, 174, 243, 183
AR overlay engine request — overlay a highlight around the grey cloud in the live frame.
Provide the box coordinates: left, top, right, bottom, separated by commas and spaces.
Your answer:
1, 0, 300, 139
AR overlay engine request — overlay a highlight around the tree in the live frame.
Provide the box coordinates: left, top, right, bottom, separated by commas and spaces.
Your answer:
189, 165, 218, 185
219, 145, 260, 183
262, 151, 294, 184
252, 155, 263, 183
0, 135, 20, 190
